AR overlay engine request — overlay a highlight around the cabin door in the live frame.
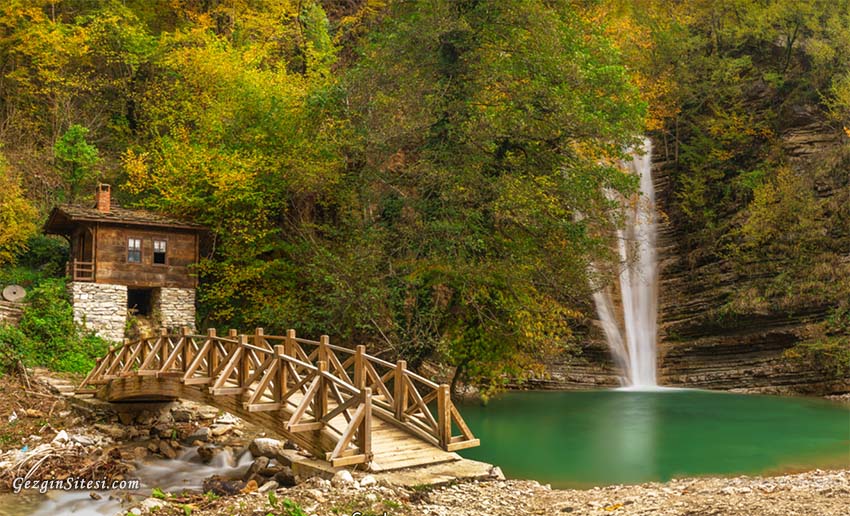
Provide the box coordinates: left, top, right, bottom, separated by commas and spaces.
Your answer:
73, 228, 95, 281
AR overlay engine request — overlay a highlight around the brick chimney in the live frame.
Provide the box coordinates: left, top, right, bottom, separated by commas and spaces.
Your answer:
95, 183, 111, 213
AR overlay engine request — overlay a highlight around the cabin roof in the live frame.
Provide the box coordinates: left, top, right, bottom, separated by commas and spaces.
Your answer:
44, 204, 205, 234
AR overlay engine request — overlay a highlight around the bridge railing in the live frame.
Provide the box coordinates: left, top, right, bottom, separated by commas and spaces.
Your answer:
78, 327, 478, 464
254, 329, 477, 452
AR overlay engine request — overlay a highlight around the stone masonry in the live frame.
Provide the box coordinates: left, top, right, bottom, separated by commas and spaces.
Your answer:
153, 287, 196, 331
70, 282, 127, 342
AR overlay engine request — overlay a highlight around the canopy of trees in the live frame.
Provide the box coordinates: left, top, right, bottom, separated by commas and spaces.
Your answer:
1, 0, 847, 388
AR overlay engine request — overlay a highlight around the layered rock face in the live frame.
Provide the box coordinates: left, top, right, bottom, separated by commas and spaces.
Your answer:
652, 118, 850, 395
539, 117, 849, 395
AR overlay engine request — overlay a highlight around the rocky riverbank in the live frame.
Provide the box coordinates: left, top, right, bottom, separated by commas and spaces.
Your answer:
127, 468, 850, 516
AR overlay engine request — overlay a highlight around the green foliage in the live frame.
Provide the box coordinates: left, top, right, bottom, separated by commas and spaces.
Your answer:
151, 487, 167, 499
54, 124, 99, 201
786, 306, 850, 377
0, 278, 109, 373
278, 499, 307, 516
13, 235, 69, 278
0, 154, 38, 265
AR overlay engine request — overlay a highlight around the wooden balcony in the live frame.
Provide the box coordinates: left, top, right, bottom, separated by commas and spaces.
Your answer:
72, 261, 95, 282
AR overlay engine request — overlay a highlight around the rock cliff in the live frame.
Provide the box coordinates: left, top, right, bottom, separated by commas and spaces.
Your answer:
539, 118, 850, 395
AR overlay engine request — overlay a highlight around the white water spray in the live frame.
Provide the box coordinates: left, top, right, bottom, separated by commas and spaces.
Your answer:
594, 137, 658, 388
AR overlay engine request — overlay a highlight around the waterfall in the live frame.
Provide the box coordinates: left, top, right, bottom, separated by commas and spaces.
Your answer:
594, 137, 658, 388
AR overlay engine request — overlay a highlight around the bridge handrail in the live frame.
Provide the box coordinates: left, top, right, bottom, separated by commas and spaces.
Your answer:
78, 327, 479, 465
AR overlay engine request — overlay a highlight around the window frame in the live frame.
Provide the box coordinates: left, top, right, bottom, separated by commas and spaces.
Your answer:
127, 237, 143, 264
152, 238, 168, 266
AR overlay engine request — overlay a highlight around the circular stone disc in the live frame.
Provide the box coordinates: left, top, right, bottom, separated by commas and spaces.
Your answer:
2, 285, 26, 302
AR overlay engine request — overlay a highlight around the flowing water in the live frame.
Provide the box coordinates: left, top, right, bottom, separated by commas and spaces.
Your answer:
593, 137, 659, 387
459, 390, 850, 488
0, 447, 254, 516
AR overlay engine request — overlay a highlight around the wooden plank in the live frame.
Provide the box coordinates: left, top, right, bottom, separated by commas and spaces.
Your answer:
450, 404, 475, 440
330, 454, 368, 467
245, 402, 284, 412
330, 403, 365, 460
286, 376, 321, 429
288, 421, 324, 433
446, 439, 480, 452
210, 387, 246, 395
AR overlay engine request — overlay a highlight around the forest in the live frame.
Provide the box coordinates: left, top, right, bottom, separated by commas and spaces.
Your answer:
1, 0, 848, 392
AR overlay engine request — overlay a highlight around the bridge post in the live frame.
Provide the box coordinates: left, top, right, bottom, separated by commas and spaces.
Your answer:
357, 387, 372, 461
316, 360, 328, 420
394, 360, 408, 421
238, 334, 249, 387
226, 329, 238, 373
319, 335, 329, 364
354, 345, 366, 390
174, 327, 186, 370
254, 327, 264, 349
206, 328, 217, 375
437, 384, 451, 449
274, 344, 286, 401
285, 329, 296, 358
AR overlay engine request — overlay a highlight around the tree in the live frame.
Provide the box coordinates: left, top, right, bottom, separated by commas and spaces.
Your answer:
54, 124, 99, 201
345, 0, 646, 393
0, 153, 37, 265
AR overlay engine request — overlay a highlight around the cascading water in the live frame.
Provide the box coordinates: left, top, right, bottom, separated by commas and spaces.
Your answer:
594, 137, 659, 388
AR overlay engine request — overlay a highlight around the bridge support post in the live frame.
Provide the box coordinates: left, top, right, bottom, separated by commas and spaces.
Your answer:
357, 386, 372, 461
437, 384, 451, 449
238, 334, 249, 386
319, 335, 329, 363
254, 327, 265, 349
316, 360, 328, 420
206, 328, 217, 375
394, 360, 408, 421
285, 329, 296, 358
275, 344, 286, 401
354, 345, 366, 389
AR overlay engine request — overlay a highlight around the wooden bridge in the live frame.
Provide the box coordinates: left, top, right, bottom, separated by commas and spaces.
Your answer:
77, 328, 479, 471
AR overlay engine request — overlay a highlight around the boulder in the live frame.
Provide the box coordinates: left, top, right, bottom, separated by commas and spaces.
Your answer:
158, 440, 177, 459
258, 480, 279, 493
273, 466, 297, 487
243, 456, 270, 482
94, 423, 127, 440
185, 426, 210, 443
360, 475, 377, 488
171, 409, 192, 423
248, 438, 284, 459
203, 475, 245, 496
331, 470, 355, 488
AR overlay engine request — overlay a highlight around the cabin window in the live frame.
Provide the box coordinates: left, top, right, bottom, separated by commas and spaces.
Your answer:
153, 239, 167, 265
128, 238, 142, 263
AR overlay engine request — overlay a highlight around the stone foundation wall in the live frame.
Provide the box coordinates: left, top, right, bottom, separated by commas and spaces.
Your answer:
154, 287, 196, 331
70, 282, 127, 342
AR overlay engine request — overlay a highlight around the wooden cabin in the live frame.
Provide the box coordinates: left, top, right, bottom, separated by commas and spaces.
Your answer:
44, 184, 206, 340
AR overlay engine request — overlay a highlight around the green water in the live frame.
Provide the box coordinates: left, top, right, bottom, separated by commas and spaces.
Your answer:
458, 389, 850, 488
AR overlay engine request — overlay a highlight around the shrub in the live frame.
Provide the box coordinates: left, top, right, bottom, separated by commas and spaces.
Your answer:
2, 278, 108, 373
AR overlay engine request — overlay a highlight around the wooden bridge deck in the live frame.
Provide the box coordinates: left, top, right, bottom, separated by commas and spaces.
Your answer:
78, 328, 478, 471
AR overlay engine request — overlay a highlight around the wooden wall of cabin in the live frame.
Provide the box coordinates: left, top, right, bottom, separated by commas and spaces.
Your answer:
94, 225, 198, 288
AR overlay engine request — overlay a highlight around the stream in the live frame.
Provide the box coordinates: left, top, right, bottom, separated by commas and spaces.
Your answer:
0, 447, 254, 516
